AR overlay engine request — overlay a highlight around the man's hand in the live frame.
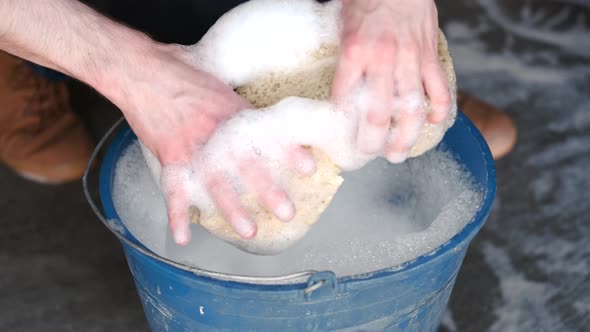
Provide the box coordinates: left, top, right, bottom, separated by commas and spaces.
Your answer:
101, 43, 316, 245
333, 0, 452, 163
105, 44, 252, 244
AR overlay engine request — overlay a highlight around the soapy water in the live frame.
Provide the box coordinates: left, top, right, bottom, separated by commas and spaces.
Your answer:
112, 140, 482, 278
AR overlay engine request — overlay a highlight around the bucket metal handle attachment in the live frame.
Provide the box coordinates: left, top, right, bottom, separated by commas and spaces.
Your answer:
304, 271, 339, 300
83, 118, 324, 286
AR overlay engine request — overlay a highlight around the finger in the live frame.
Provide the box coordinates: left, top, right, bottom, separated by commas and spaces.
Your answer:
331, 41, 365, 106
286, 145, 316, 177
239, 158, 295, 222
386, 108, 425, 163
386, 51, 426, 163
356, 63, 394, 154
207, 173, 257, 239
422, 54, 451, 124
162, 177, 191, 245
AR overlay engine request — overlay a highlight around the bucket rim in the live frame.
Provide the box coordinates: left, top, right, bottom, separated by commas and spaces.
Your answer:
84, 112, 496, 286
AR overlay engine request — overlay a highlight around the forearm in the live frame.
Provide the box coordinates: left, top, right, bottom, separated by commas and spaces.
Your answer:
0, 0, 154, 92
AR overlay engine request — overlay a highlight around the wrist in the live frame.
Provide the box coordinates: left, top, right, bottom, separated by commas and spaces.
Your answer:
83, 27, 167, 108
88, 30, 191, 117
76, 26, 155, 95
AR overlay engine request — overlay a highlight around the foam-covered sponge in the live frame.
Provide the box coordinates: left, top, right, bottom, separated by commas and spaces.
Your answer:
140, 0, 456, 255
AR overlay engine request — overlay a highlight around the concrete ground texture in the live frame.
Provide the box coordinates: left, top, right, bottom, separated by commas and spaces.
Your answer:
1, 1, 588, 331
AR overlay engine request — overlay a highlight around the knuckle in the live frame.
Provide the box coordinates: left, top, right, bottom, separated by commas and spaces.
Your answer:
366, 111, 391, 127
399, 129, 421, 148
421, 42, 440, 64
269, 187, 288, 201
341, 35, 364, 61
422, 43, 439, 62
402, 110, 426, 124
431, 88, 452, 110
401, 41, 420, 57
168, 210, 186, 225
375, 34, 396, 55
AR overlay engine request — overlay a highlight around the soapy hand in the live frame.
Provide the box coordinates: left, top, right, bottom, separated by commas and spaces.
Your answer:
105, 44, 314, 244
333, 0, 452, 163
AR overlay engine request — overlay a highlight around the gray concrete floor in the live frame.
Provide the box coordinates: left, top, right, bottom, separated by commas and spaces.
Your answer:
1, 1, 589, 331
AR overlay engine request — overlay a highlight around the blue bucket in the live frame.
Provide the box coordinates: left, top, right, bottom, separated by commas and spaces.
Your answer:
87, 111, 495, 331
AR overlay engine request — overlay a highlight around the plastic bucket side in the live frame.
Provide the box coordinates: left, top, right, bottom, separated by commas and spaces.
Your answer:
123, 234, 471, 331
97, 111, 496, 331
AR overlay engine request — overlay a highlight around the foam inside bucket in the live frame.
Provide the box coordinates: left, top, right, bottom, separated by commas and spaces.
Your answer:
91, 112, 495, 331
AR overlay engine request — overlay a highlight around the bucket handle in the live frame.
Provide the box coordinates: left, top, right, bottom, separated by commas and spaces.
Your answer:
304, 271, 339, 300
83, 116, 126, 235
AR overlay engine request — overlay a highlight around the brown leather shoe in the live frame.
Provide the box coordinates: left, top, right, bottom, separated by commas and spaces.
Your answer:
0, 52, 94, 184
458, 91, 517, 160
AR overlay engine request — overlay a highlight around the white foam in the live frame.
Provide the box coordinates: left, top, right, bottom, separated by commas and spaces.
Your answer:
113, 141, 482, 278
189, 0, 341, 87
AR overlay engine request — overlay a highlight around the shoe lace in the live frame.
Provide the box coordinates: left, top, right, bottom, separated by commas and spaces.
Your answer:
10, 63, 67, 133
